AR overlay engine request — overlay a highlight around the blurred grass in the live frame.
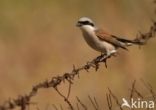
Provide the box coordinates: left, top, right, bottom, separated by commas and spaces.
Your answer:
0, 0, 155, 109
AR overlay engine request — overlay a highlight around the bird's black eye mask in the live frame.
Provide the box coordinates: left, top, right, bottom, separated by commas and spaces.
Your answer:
78, 21, 94, 27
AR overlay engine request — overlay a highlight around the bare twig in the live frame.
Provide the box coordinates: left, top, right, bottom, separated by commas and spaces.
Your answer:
76, 97, 87, 110
60, 104, 63, 110
134, 88, 144, 99
93, 96, 99, 109
108, 88, 123, 110
52, 104, 59, 110
130, 80, 136, 100
141, 79, 156, 102
67, 83, 72, 99
106, 93, 112, 110
88, 95, 98, 110
54, 87, 74, 110
76, 103, 80, 110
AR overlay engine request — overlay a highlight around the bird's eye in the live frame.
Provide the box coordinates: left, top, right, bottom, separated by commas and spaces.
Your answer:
83, 21, 90, 24
79, 21, 94, 26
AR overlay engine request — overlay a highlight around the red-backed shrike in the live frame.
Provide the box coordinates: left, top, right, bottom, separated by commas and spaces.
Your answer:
76, 17, 139, 56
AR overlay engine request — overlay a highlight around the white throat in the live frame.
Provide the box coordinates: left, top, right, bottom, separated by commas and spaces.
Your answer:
80, 25, 96, 32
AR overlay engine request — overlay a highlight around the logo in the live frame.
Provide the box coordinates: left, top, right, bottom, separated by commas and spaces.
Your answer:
121, 98, 155, 109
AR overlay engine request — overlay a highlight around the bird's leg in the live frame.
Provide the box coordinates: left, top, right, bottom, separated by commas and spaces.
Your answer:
101, 50, 117, 68
96, 53, 105, 62
96, 50, 117, 68
100, 52, 109, 68
110, 50, 118, 57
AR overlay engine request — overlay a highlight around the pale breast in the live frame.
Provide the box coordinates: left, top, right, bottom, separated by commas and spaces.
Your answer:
83, 33, 113, 53
80, 26, 115, 53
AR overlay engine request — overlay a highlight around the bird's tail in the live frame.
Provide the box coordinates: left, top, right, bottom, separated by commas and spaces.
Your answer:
112, 35, 144, 46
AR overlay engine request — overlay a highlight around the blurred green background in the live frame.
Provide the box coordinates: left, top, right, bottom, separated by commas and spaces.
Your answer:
0, 0, 155, 109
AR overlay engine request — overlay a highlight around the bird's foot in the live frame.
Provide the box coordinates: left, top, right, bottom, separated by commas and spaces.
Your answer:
109, 50, 117, 57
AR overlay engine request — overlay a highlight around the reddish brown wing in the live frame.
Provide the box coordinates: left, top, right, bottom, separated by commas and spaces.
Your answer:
95, 28, 128, 50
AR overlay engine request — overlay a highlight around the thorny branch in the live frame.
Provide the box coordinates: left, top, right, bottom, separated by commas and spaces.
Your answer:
0, 1, 156, 110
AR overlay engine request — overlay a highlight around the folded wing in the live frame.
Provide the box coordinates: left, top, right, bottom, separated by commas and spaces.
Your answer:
95, 28, 128, 50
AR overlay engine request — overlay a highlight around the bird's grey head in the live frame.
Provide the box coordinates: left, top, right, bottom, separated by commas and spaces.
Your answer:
76, 17, 95, 27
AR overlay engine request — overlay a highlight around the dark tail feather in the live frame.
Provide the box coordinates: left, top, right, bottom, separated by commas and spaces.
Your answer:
120, 46, 129, 51
112, 35, 144, 45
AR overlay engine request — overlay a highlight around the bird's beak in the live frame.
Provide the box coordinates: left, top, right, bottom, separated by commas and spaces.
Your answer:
76, 22, 81, 27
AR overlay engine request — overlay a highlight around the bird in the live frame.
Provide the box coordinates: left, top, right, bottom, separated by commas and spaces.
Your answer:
76, 17, 141, 56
